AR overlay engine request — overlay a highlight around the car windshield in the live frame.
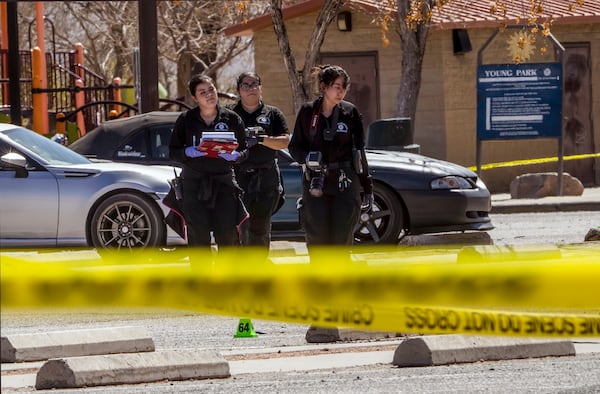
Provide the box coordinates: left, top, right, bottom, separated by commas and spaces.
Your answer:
3, 127, 90, 165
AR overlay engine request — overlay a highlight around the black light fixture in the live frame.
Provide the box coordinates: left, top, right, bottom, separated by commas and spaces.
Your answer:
452, 28, 472, 55
337, 11, 352, 32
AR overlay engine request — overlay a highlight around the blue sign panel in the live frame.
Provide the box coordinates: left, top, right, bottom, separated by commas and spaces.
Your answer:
477, 63, 562, 140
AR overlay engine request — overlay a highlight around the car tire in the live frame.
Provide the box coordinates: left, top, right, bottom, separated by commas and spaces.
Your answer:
89, 193, 166, 250
354, 184, 405, 245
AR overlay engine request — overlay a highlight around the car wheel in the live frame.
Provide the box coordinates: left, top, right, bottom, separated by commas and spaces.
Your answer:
90, 193, 166, 250
354, 184, 405, 244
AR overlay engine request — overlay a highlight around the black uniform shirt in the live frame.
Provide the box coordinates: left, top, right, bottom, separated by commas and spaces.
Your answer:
229, 101, 289, 167
169, 105, 247, 176
289, 98, 373, 194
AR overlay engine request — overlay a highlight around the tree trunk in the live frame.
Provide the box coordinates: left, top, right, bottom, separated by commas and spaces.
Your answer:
270, 0, 344, 112
270, 0, 303, 111
111, 23, 131, 80
395, 0, 430, 122
177, 51, 194, 104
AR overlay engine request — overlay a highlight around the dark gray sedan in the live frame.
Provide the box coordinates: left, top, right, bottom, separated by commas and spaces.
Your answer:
70, 112, 494, 244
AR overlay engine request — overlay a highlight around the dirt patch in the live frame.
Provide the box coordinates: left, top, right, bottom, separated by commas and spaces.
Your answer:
224, 344, 399, 361
2, 367, 39, 376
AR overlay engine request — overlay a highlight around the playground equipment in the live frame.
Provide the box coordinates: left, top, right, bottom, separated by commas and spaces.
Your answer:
0, 1, 139, 140
1, 44, 196, 142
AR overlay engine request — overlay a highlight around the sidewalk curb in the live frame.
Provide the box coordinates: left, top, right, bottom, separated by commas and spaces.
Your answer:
491, 187, 600, 214
492, 201, 600, 214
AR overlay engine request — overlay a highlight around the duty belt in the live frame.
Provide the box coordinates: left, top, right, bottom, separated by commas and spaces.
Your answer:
239, 160, 277, 172
324, 161, 353, 170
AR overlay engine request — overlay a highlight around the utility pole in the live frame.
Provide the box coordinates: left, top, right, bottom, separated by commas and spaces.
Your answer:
137, 0, 159, 113
6, 1, 21, 125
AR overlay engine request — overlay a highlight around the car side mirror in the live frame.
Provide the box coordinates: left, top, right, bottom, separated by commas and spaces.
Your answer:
1, 152, 29, 178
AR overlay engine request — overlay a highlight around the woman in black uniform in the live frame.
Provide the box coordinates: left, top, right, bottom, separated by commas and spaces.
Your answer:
169, 75, 248, 265
289, 65, 373, 263
229, 72, 290, 255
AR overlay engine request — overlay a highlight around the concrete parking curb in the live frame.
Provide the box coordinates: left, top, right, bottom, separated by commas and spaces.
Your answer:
2, 339, 598, 391
456, 244, 562, 263
392, 335, 575, 367
35, 350, 230, 389
1, 326, 154, 362
269, 241, 308, 257
305, 326, 400, 343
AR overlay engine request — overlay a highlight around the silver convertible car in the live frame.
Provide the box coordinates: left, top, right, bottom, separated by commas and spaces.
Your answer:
0, 123, 182, 250
70, 112, 494, 244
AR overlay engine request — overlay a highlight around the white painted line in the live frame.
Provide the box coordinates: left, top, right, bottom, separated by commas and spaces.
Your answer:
1, 372, 37, 390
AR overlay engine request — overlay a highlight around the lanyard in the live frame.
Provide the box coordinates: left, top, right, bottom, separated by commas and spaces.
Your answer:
308, 103, 339, 143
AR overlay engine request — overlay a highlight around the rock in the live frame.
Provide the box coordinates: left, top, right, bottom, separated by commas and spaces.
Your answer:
510, 172, 584, 199
584, 228, 600, 241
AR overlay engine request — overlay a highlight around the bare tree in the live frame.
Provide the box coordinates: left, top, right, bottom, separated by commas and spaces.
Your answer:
58, 2, 138, 81
270, 0, 345, 111
157, 1, 261, 101
18, 1, 140, 85
17, 2, 135, 80
16, 1, 266, 100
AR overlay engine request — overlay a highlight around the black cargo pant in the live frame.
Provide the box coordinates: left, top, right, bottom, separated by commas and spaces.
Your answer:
236, 164, 281, 254
300, 187, 360, 265
182, 173, 242, 268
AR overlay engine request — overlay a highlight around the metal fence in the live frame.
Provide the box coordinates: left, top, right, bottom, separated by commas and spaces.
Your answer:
0, 49, 128, 132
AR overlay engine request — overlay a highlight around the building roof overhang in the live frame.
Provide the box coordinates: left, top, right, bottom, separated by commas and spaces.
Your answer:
224, 0, 600, 36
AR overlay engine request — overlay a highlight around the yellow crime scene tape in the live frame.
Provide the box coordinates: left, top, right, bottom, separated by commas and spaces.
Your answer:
2, 245, 599, 337
468, 152, 600, 171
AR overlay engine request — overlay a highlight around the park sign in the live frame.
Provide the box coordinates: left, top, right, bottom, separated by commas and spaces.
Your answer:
476, 63, 563, 140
